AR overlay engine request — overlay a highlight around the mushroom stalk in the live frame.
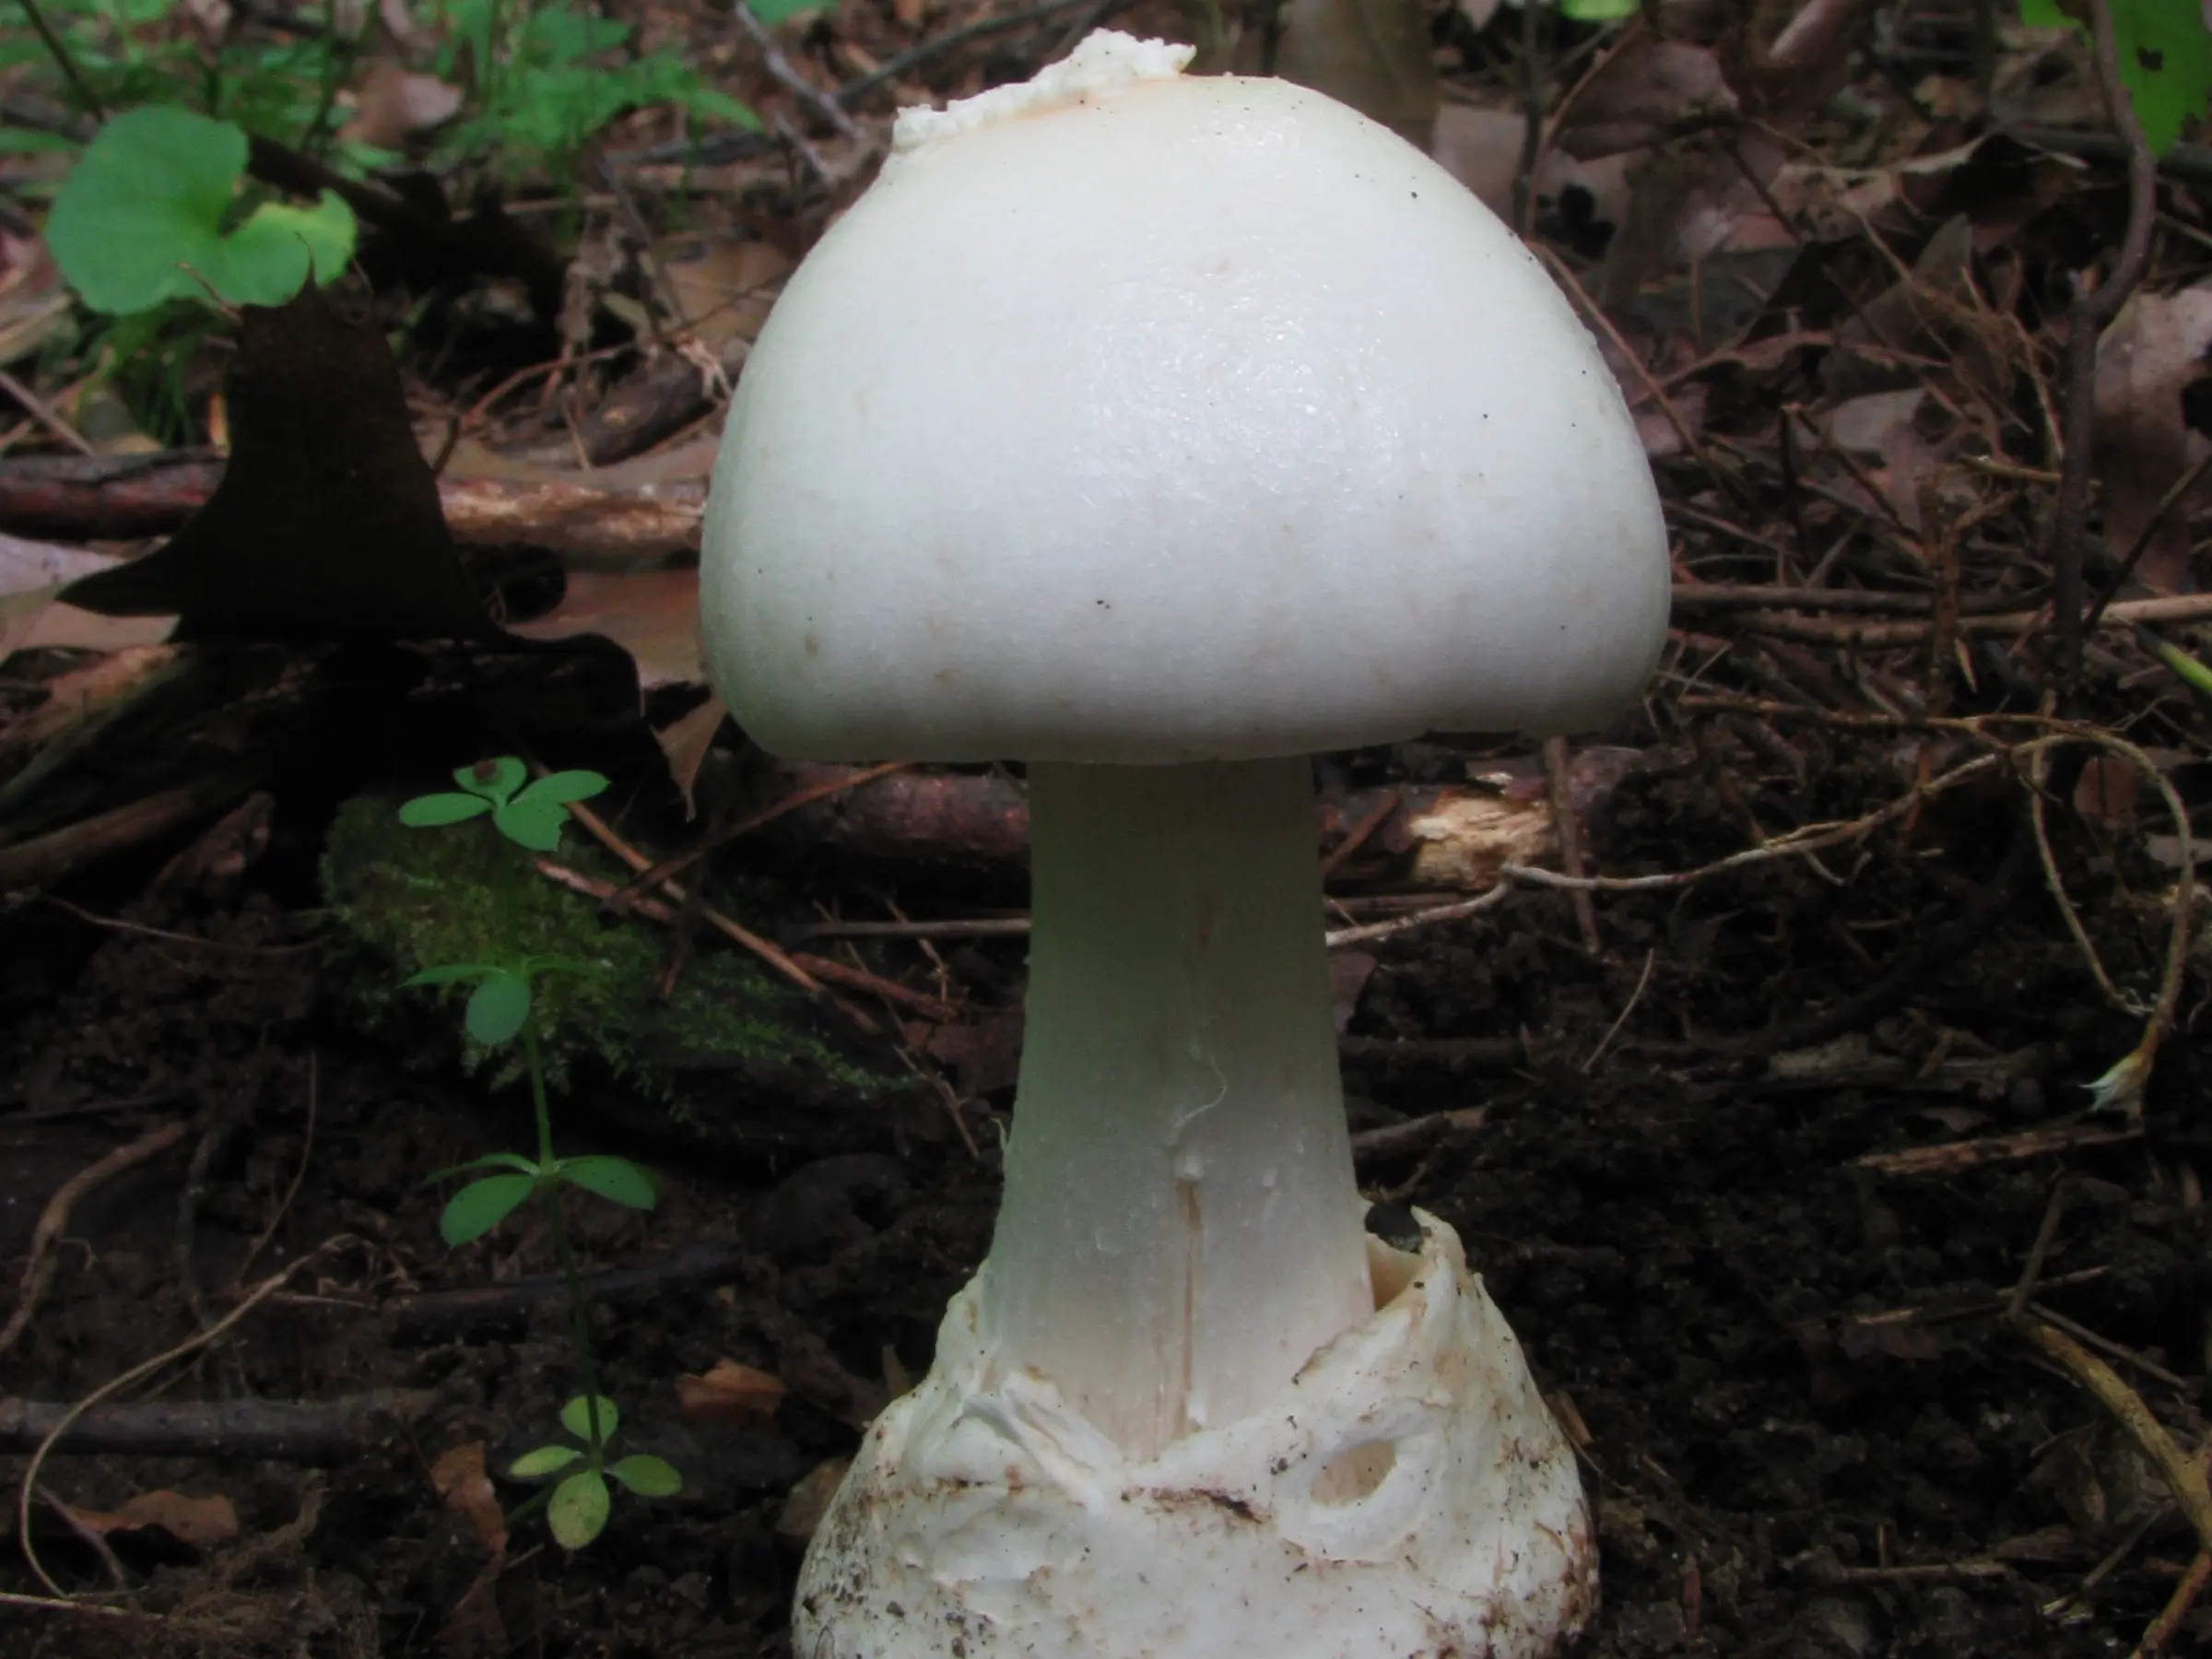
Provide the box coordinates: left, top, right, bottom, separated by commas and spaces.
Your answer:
983, 759, 1374, 1457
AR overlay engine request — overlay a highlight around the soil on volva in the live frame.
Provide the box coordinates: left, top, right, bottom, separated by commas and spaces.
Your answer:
0, 688, 2206, 1659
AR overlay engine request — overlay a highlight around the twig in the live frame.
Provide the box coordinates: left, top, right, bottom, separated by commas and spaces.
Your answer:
785, 915, 1031, 943
233, 1053, 314, 1285
1671, 583, 2023, 616
2049, 0, 2160, 690
16, 0, 104, 120
1512, 0, 1544, 234
607, 760, 908, 913
1715, 592, 2212, 648
37, 896, 314, 957
18, 1248, 337, 1596
734, 2, 864, 141
2008, 1181, 2067, 1321
835, 0, 1098, 104
1546, 734, 1601, 951
177, 1106, 249, 1332
554, 798, 823, 995
2080, 450, 2212, 640
1348, 1107, 1488, 1162
1582, 948, 1656, 1072
2135, 1548, 2212, 1656
2010, 1316, 2212, 1554
1856, 1119, 2142, 1175
39, 1487, 132, 1596
0, 366, 93, 456
0, 1590, 135, 1618
1535, 244, 1728, 498
0, 1390, 430, 1461
1325, 885, 1512, 949
0, 1119, 192, 1359
2014, 730, 2194, 1116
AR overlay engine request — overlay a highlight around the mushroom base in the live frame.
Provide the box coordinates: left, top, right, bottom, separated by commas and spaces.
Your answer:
793, 1214, 1594, 1659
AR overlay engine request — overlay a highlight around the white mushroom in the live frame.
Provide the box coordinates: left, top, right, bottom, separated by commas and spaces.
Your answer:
702, 30, 1669, 1659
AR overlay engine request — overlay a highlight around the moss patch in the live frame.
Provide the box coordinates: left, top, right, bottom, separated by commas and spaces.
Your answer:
323, 794, 894, 1127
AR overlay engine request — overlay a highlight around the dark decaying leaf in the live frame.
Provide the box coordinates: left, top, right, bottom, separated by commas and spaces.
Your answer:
61, 288, 490, 640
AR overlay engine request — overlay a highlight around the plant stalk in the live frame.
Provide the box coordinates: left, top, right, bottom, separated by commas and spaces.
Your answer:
525, 1018, 608, 1464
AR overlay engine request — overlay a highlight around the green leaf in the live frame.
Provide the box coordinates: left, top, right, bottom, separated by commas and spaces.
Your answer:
2140, 628, 2212, 697
2021, 0, 2211, 155
607, 1454, 681, 1498
465, 971, 532, 1045
1558, 0, 1639, 17
548, 1468, 610, 1549
441, 1173, 535, 1244
513, 771, 609, 808
509, 1443, 583, 1478
402, 962, 499, 987
430, 1151, 540, 1181
455, 758, 528, 804
399, 792, 494, 828
491, 797, 572, 853
561, 1394, 620, 1442
46, 108, 357, 315
0, 130, 78, 156
747, 0, 829, 22
554, 1156, 656, 1211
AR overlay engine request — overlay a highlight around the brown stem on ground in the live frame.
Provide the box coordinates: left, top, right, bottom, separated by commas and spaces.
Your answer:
0, 1393, 431, 1462
2049, 0, 2159, 693
0, 1119, 193, 1359
1546, 735, 1602, 953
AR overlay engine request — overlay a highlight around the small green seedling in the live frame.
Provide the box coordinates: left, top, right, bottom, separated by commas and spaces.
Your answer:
508, 1394, 682, 1550
400, 757, 679, 1546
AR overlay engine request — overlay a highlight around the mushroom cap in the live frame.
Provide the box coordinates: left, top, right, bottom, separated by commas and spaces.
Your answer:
701, 35, 1671, 764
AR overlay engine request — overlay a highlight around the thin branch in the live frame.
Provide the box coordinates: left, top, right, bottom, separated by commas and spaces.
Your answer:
2050, 0, 2159, 691
734, 1, 864, 141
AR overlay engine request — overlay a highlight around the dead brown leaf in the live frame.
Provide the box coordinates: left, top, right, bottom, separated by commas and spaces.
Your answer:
508, 568, 703, 690
0, 643, 184, 758
78, 1488, 239, 1548
340, 59, 464, 149
2092, 284, 2212, 595
654, 693, 727, 816
776, 1458, 850, 1547
429, 1441, 508, 1557
1556, 39, 1736, 160
678, 1358, 789, 1424
661, 241, 791, 356
2073, 753, 2143, 832
0, 229, 68, 368
922, 1016, 1026, 1096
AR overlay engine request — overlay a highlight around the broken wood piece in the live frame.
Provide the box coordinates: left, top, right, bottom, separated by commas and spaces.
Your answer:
0, 1118, 192, 1358
749, 759, 1633, 895
1348, 1107, 1488, 1162
391, 1240, 752, 1343
0, 451, 704, 565
0, 1390, 432, 1462
0, 770, 262, 891
1856, 1120, 2143, 1176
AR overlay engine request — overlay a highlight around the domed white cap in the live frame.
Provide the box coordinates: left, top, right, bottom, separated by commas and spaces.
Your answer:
701, 33, 1671, 764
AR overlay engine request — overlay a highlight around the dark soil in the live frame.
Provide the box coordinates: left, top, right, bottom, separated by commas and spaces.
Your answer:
1, 719, 2206, 1659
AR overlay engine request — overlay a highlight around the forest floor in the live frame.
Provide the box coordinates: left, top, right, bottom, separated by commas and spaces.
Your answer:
4, 0, 2212, 1655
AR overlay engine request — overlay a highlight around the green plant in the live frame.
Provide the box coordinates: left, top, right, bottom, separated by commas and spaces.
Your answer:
508, 1394, 682, 1549
401, 756, 678, 1549
2021, 0, 2211, 155
46, 106, 357, 315
425, 0, 761, 185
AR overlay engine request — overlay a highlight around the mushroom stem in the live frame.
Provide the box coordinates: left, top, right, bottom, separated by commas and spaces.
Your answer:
982, 759, 1375, 1458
